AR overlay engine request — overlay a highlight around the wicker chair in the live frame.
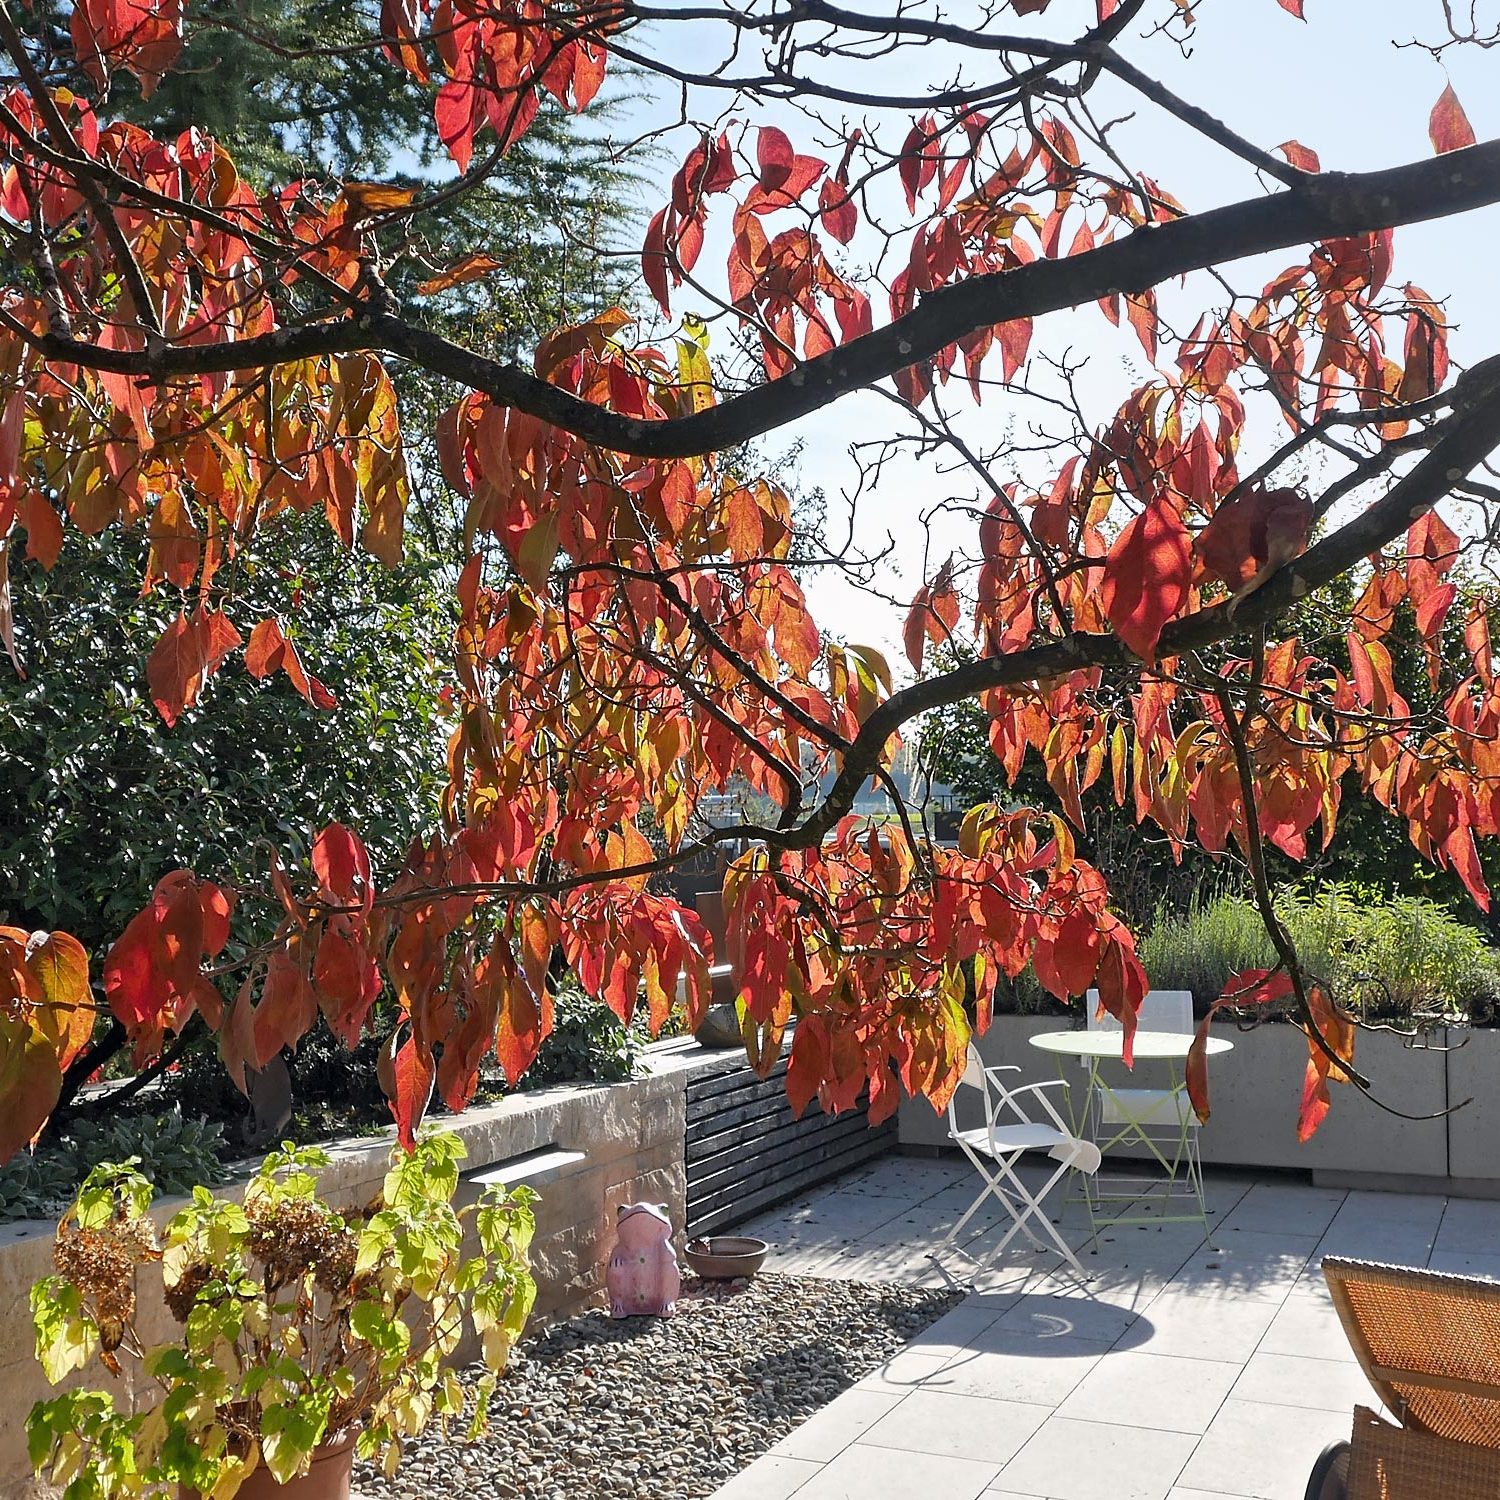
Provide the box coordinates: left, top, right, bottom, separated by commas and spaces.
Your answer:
1305, 1256, 1500, 1499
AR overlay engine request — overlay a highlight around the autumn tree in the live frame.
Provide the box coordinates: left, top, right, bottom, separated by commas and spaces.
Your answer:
2, 0, 1500, 1155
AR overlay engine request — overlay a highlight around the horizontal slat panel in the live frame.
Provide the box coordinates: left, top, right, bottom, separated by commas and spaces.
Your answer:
688, 1131, 892, 1234
687, 1115, 893, 1206
691, 1106, 892, 1179
681, 1052, 894, 1234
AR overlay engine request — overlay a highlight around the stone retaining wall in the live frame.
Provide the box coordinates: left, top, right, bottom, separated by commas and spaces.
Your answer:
0, 1037, 883, 1499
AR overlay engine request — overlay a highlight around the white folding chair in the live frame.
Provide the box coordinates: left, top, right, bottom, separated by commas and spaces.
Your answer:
932, 1046, 1102, 1278
1080, 988, 1209, 1236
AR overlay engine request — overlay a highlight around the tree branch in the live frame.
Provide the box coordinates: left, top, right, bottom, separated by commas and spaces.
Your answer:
13, 140, 1500, 460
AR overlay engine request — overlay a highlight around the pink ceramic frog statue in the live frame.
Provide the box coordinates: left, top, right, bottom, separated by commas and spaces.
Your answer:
606, 1202, 680, 1318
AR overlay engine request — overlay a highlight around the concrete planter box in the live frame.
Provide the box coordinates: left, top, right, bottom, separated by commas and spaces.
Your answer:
897, 1014, 1455, 1187
1443, 1027, 1500, 1185
1192, 1025, 1449, 1182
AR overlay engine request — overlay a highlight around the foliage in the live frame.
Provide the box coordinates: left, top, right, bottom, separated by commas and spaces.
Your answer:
518, 975, 642, 1090
0, 1109, 228, 1222
28, 1131, 537, 1500
0, 0, 1498, 1155
1140, 887, 1500, 1028
1, 517, 453, 958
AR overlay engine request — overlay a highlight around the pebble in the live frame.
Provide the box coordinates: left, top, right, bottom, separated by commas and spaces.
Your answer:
354, 1273, 959, 1500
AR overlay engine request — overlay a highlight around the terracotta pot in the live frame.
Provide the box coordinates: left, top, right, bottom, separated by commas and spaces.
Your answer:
184, 1430, 355, 1500
685, 1235, 769, 1279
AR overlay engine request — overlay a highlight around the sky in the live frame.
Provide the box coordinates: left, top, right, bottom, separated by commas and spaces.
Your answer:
602, 0, 1500, 663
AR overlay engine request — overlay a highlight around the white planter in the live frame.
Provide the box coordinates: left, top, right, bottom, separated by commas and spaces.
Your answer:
897, 1012, 1454, 1184
1444, 1027, 1500, 1183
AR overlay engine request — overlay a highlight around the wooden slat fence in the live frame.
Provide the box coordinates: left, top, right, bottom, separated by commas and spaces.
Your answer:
684, 1053, 895, 1235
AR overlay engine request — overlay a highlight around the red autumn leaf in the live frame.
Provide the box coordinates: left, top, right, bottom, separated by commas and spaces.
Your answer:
245, 616, 288, 678
246, 617, 338, 710
383, 1030, 435, 1150
254, 948, 318, 1067
103, 907, 167, 1029
1196, 486, 1312, 591
1276, 0, 1305, 15
71, 0, 185, 98
1100, 495, 1193, 660
198, 608, 243, 680
818, 177, 858, 244
147, 610, 206, 727
1429, 83, 1477, 156
313, 823, 373, 914
787, 1016, 831, 1120
493, 967, 552, 1086
1050, 908, 1102, 997
1297, 983, 1355, 1141
1092, 935, 1145, 1067
1276, 140, 1321, 174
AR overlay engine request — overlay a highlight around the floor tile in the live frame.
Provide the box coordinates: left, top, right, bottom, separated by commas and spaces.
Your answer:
1161, 1229, 1318, 1301
1177, 1398, 1348, 1499
792, 1442, 999, 1500
862, 1389, 1049, 1464
770, 1388, 904, 1463
990, 1290, 1144, 1346
1214, 1183, 1344, 1238
1131, 1289, 1279, 1362
712, 1454, 822, 1500
1167, 1491, 1258, 1500
853, 1350, 951, 1396
1057, 1350, 1239, 1433
929, 1334, 1107, 1406
1257, 1293, 1356, 1362
903, 1300, 1016, 1358
1230, 1350, 1376, 1412
1433, 1196, 1500, 1254
989, 1415, 1196, 1500
1334, 1187, 1446, 1221
1426, 1247, 1500, 1280
1314, 1220, 1438, 1266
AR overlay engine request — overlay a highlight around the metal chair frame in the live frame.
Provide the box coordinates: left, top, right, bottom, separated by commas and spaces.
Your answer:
933, 1047, 1101, 1279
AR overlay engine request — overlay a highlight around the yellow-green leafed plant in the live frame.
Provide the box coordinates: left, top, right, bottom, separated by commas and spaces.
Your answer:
27, 1129, 537, 1500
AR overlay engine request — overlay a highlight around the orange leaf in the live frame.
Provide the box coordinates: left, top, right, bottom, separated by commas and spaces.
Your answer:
217, 977, 257, 1096
1429, 84, 1477, 155
0, 1015, 62, 1164
24, 931, 95, 1070
18, 492, 63, 570
147, 611, 206, 727
417, 253, 505, 295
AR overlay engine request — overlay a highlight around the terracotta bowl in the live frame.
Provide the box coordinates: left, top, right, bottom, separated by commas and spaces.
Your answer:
685, 1235, 769, 1279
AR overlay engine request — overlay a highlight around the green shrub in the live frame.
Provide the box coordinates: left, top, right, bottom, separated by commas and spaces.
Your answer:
1138, 885, 1500, 1026
1137, 894, 1275, 1007
0, 1110, 229, 1222
522, 976, 643, 1088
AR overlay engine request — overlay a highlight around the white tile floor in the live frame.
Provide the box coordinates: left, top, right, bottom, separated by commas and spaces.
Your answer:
708, 1153, 1500, 1500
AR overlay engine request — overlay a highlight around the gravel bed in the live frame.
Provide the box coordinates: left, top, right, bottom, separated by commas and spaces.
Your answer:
355, 1273, 962, 1500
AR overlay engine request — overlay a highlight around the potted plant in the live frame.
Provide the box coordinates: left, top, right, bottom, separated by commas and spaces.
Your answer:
26, 1129, 537, 1500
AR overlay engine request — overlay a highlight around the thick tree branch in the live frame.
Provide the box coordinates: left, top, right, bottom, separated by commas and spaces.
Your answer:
9, 141, 1500, 460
